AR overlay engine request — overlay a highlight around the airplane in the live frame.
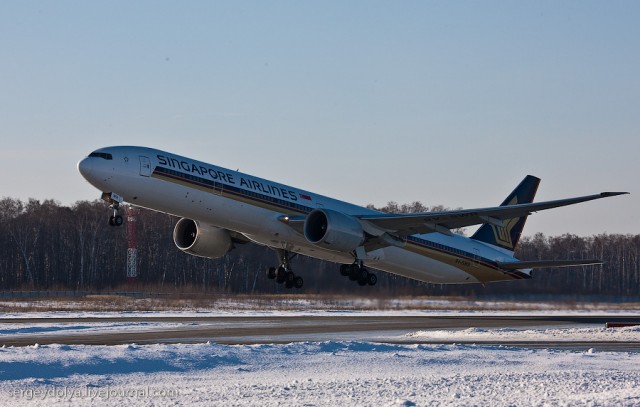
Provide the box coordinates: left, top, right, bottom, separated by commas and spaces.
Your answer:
77, 146, 628, 289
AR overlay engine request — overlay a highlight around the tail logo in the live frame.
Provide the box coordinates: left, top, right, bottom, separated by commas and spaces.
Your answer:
491, 197, 518, 249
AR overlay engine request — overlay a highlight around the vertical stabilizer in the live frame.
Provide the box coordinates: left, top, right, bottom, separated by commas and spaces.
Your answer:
471, 175, 540, 253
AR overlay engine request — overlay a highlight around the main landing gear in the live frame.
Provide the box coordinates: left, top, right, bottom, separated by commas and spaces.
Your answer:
266, 249, 304, 289
339, 262, 377, 286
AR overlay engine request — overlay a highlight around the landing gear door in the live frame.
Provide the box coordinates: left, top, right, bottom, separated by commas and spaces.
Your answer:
139, 156, 152, 177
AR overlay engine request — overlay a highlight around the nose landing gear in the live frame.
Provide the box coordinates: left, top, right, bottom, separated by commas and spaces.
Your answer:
102, 192, 124, 227
108, 204, 123, 227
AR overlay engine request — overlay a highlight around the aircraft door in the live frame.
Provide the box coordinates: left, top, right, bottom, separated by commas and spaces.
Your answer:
472, 248, 480, 268
139, 156, 152, 177
212, 180, 223, 195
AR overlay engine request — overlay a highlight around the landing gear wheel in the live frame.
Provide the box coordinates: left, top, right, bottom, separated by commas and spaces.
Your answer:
276, 266, 287, 284
107, 209, 123, 227
348, 264, 360, 281
294, 276, 304, 289
341, 262, 375, 287
267, 267, 276, 279
285, 271, 295, 284
366, 273, 377, 286
339, 264, 349, 277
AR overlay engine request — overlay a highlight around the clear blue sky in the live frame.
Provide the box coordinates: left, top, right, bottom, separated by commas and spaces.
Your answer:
1, 1, 637, 236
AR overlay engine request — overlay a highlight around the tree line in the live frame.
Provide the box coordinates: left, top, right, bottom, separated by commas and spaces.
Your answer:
0, 197, 638, 297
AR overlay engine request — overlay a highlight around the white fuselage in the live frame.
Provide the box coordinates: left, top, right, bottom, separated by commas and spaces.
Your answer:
78, 146, 523, 284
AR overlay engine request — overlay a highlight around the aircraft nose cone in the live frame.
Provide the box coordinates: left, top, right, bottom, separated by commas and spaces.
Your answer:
77, 157, 93, 180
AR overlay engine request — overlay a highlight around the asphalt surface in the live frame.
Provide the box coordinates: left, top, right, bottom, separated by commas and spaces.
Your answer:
1, 315, 639, 351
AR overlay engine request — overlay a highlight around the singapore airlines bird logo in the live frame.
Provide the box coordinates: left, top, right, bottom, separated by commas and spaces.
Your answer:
492, 197, 518, 249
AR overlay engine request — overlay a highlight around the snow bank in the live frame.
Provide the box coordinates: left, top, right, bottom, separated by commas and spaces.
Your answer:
406, 326, 640, 342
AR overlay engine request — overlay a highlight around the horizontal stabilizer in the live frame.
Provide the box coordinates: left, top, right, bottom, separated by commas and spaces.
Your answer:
497, 259, 603, 270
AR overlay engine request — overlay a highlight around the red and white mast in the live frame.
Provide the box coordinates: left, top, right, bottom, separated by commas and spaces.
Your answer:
126, 206, 139, 284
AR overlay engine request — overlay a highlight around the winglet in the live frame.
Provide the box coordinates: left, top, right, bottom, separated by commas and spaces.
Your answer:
600, 192, 630, 197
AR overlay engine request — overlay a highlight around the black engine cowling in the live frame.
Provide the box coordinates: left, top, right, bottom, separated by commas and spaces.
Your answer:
303, 209, 365, 252
173, 218, 234, 259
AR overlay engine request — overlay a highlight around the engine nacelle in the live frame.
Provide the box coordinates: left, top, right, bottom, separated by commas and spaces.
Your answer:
304, 209, 365, 252
173, 218, 234, 259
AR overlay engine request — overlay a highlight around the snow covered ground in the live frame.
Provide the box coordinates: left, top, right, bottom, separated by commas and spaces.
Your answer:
1, 340, 639, 406
0, 308, 639, 405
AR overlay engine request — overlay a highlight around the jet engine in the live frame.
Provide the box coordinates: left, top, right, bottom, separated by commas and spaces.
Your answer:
173, 218, 234, 259
304, 209, 365, 252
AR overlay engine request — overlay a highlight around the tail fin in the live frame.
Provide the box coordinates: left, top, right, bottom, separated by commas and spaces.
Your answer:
471, 175, 540, 253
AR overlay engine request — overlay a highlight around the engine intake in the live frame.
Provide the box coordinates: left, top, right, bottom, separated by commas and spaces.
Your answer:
173, 218, 234, 259
304, 209, 365, 252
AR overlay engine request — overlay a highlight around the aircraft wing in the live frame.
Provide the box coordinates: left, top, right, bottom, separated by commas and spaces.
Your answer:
356, 192, 628, 237
497, 259, 603, 270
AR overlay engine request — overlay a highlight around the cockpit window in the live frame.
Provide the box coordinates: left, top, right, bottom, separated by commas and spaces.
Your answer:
89, 152, 113, 160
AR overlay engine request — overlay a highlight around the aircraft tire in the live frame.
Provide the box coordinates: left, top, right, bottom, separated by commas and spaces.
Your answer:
285, 271, 295, 283
294, 276, 304, 289
114, 215, 124, 226
339, 264, 349, 277
348, 265, 359, 281
266, 267, 276, 279
276, 266, 287, 282
366, 273, 377, 286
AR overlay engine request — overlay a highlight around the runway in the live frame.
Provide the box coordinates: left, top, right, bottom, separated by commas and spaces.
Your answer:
1, 315, 639, 351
